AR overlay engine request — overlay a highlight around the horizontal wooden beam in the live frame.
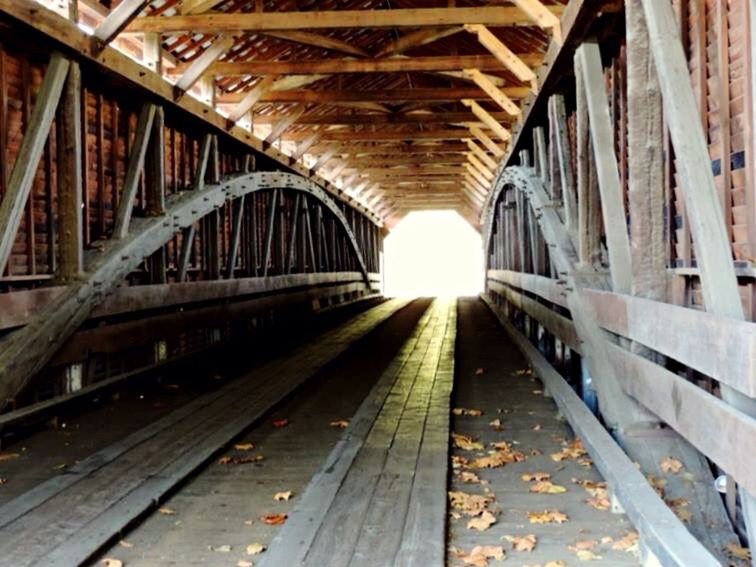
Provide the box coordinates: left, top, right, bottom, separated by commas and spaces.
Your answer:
193, 54, 544, 76
248, 111, 511, 126
285, 128, 470, 142
126, 6, 565, 33
216, 86, 530, 104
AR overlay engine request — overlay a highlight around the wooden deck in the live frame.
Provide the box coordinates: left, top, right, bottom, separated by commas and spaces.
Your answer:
448, 298, 640, 566
0, 299, 409, 567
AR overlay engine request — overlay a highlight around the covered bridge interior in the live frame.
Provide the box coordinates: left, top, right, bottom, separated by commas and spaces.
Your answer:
0, 0, 754, 565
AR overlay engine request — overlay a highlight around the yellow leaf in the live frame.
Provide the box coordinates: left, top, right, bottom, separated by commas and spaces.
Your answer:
575, 549, 602, 561
585, 496, 610, 511
273, 491, 292, 501
448, 491, 493, 515
529, 481, 567, 494
453, 407, 484, 417
488, 418, 502, 430
660, 456, 683, 474
521, 472, 550, 482
452, 433, 484, 451
329, 420, 349, 429
467, 510, 497, 531
503, 534, 537, 552
101, 559, 123, 567
261, 513, 287, 525
550, 439, 587, 462
569, 540, 597, 551
118, 540, 133, 548
234, 443, 254, 451
158, 507, 176, 515
527, 510, 568, 524
237, 561, 253, 567
460, 545, 505, 566
246, 542, 266, 555
725, 542, 751, 561
612, 531, 639, 552
459, 471, 481, 484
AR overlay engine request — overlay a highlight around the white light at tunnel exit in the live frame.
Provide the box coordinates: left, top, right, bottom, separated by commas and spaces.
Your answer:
383, 210, 484, 298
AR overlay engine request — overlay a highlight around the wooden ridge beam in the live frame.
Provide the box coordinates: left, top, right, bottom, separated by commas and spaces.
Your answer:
193, 54, 543, 76
216, 86, 531, 104
126, 6, 565, 33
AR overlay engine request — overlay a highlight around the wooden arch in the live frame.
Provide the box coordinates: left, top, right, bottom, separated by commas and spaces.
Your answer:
0, 171, 371, 409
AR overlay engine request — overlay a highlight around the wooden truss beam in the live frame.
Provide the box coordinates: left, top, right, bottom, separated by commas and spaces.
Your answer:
262, 30, 370, 58
251, 111, 512, 126
94, 0, 150, 44
196, 54, 542, 76
464, 24, 537, 85
174, 35, 235, 94
126, 6, 565, 33
462, 99, 512, 141
463, 68, 521, 116
291, 129, 471, 142
470, 124, 505, 157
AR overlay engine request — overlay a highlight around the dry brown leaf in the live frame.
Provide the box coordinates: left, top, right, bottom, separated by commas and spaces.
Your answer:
550, 439, 587, 462
273, 491, 292, 501
452, 455, 470, 469
158, 507, 175, 515
475, 368, 485, 376
503, 534, 537, 552
527, 510, 569, 524
467, 510, 497, 531
272, 418, 289, 428
585, 495, 610, 511
246, 542, 266, 555
0, 453, 20, 462
453, 408, 484, 417
460, 545, 505, 566
569, 540, 597, 551
234, 443, 254, 451
666, 498, 692, 523
488, 418, 503, 430
521, 472, 550, 482
261, 513, 287, 525
468, 449, 524, 469
529, 481, 567, 494
448, 491, 493, 516
459, 471, 481, 484
101, 559, 123, 567
118, 540, 133, 548
612, 531, 639, 552
0, 477, 7, 485
453, 433, 484, 451
660, 456, 683, 474
515, 368, 532, 376
329, 419, 349, 429
646, 474, 667, 497
237, 561, 253, 567
725, 542, 751, 561
532, 424, 542, 431
575, 549, 602, 561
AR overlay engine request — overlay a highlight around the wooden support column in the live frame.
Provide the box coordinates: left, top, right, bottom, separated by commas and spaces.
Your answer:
55, 61, 83, 282
574, 54, 602, 267
575, 42, 633, 294
0, 52, 69, 275
548, 94, 578, 243
113, 103, 157, 238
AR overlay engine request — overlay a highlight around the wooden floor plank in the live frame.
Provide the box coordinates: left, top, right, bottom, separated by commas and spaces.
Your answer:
0, 299, 409, 567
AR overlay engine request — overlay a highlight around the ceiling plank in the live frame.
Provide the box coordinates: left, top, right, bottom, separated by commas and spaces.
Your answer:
465, 138, 498, 169
126, 6, 565, 33
469, 124, 505, 157
462, 68, 521, 116
467, 153, 495, 180
227, 74, 278, 123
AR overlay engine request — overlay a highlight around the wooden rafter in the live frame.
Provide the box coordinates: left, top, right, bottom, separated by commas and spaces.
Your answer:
462, 100, 512, 142
462, 68, 521, 116
126, 6, 565, 33
174, 35, 235, 94
94, 0, 150, 44
262, 31, 370, 58
464, 24, 537, 87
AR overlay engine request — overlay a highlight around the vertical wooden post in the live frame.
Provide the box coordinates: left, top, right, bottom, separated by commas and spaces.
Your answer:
55, 61, 83, 282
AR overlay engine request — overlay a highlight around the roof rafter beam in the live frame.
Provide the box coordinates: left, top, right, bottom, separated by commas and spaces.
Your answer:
469, 124, 505, 157
463, 99, 512, 142
94, 0, 151, 44
465, 138, 498, 169
262, 30, 370, 57
512, 0, 562, 43
174, 34, 235, 94
462, 68, 521, 116
126, 6, 565, 33
464, 24, 537, 88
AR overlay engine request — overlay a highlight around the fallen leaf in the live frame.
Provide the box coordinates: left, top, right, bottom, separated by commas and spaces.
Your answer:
532, 389, 543, 395
529, 481, 567, 494
219, 455, 264, 465
118, 540, 133, 548
452, 455, 469, 469
459, 471, 481, 484
521, 472, 550, 482
515, 368, 532, 376
569, 540, 597, 551
246, 543, 266, 555
0, 478, 7, 486
101, 559, 123, 567
467, 510, 497, 531
488, 418, 502, 430
261, 513, 287, 525
453, 407, 484, 417
665, 497, 692, 522
550, 439, 587, 462
237, 561, 253, 567
612, 531, 639, 552
209, 545, 232, 553
475, 368, 485, 376
272, 419, 289, 428
532, 424, 542, 431
460, 545, 505, 566
234, 443, 254, 451
450, 511, 462, 520
646, 474, 667, 497
0, 453, 20, 462
575, 549, 602, 561
448, 491, 493, 516
660, 456, 683, 474
468, 444, 525, 469
725, 542, 751, 561
503, 534, 537, 552
527, 510, 569, 524
546, 562, 567, 567
329, 420, 349, 429
158, 507, 176, 515
585, 496, 610, 511
452, 432, 484, 451
273, 491, 292, 501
